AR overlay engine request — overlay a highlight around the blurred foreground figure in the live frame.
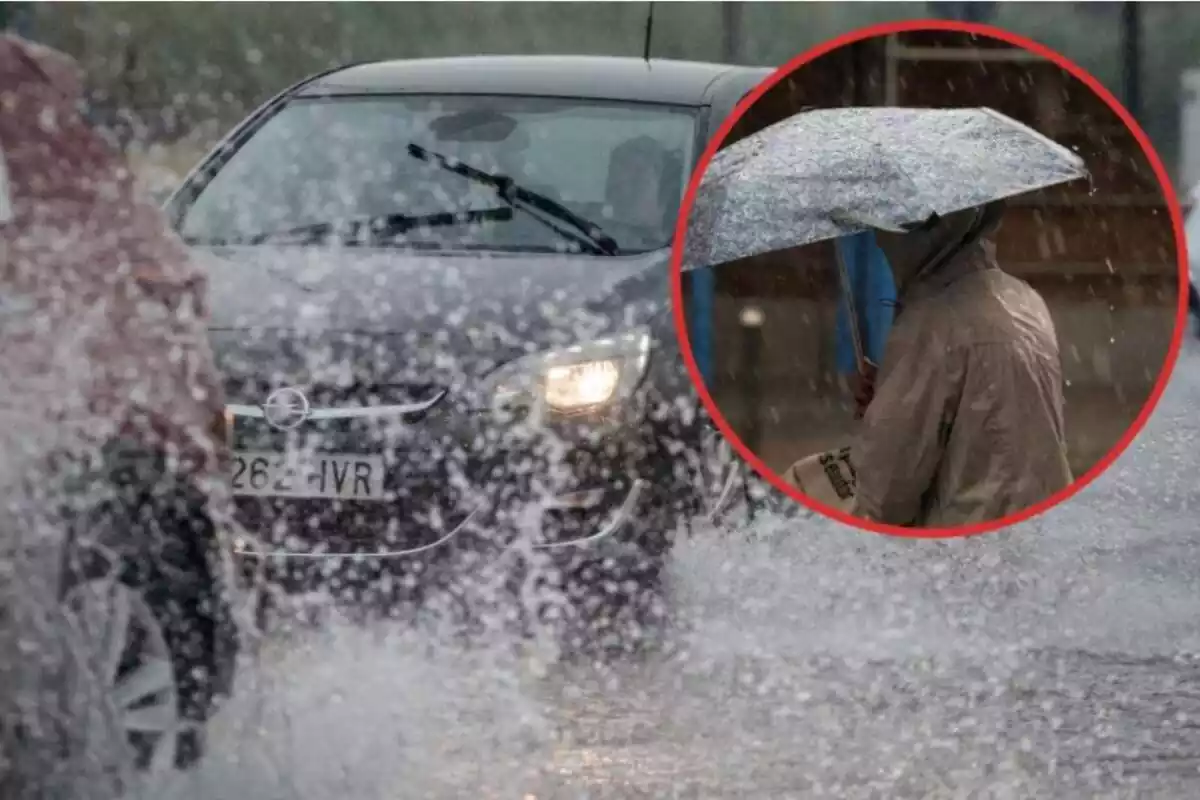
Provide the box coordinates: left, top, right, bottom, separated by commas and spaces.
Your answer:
848, 201, 1073, 528
0, 33, 225, 470
0, 33, 238, 796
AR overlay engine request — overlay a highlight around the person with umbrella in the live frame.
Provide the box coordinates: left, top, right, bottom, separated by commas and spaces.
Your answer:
684, 106, 1088, 527
845, 199, 1073, 527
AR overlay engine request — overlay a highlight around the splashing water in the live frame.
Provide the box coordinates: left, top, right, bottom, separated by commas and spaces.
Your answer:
144, 344, 1200, 800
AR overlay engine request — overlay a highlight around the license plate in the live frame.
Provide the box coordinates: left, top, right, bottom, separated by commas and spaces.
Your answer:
230, 450, 386, 501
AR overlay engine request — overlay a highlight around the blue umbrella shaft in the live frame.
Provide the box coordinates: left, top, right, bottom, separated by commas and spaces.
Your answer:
689, 265, 717, 385
835, 232, 895, 376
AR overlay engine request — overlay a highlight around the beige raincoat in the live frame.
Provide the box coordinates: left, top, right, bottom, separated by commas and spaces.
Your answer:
847, 206, 1072, 528
0, 34, 226, 483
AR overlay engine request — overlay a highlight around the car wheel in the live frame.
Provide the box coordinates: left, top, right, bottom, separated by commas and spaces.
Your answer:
61, 568, 185, 780
56, 466, 237, 779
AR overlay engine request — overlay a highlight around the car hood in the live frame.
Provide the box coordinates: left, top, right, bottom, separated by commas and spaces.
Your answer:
199, 245, 672, 402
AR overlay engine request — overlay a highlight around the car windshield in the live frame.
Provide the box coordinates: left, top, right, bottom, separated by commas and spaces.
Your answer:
177, 94, 698, 255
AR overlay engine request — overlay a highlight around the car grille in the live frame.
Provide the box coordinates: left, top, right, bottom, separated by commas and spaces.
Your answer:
227, 381, 480, 554
226, 378, 445, 410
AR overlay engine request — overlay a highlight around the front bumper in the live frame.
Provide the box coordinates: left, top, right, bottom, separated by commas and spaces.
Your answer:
229, 477, 656, 603
223, 391, 689, 594
229, 477, 648, 560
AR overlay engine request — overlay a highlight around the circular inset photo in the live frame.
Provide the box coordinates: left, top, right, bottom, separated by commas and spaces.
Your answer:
672, 21, 1186, 537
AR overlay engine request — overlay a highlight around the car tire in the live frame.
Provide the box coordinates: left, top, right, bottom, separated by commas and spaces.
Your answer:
57, 463, 237, 779
60, 562, 188, 780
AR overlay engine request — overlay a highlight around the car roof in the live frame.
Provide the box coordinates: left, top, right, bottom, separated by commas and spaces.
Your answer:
298, 55, 774, 106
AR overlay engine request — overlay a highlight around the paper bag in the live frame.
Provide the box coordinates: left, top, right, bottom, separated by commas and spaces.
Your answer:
781, 444, 857, 514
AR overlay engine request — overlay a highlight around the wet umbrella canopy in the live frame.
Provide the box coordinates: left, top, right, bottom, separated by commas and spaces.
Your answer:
681, 106, 1089, 271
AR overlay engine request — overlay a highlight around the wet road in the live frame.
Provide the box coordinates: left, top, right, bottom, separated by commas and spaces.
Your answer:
166, 342, 1200, 799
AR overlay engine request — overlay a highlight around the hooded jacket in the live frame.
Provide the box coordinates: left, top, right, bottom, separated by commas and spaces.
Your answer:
847, 205, 1073, 528
0, 34, 225, 483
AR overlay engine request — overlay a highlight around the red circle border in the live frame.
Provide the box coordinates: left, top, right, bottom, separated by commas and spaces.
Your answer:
669, 18, 1189, 539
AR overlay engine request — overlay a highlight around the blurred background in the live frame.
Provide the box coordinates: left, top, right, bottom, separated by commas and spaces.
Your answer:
3, 0, 1191, 478
4, 2, 1196, 190
686, 28, 1178, 480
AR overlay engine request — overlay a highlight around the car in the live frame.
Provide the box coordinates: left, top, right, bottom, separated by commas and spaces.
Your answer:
0, 34, 239, 792
163, 55, 772, 641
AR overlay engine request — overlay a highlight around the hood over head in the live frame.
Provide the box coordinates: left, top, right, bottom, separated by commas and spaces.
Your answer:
874, 200, 1007, 292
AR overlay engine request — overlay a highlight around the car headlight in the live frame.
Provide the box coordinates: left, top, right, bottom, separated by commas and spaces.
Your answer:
486, 327, 651, 419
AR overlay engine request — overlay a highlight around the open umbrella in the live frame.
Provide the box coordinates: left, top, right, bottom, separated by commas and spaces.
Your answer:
681, 106, 1088, 271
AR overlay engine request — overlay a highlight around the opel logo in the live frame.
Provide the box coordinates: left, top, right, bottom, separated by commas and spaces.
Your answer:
262, 387, 310, 430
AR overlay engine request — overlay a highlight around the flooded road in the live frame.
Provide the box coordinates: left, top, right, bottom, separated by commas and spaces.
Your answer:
164, 342, 1200, 799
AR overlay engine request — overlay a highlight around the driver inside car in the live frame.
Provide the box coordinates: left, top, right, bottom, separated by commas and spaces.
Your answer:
603, 136, 675, 243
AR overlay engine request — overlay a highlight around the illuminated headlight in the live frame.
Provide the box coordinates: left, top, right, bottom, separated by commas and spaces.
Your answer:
486, 327, 651, 418
544, 360, 622, 409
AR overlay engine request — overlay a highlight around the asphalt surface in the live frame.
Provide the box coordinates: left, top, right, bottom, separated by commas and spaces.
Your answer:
161, 340, 1200, 800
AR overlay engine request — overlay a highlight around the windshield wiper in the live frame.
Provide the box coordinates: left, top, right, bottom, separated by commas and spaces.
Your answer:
406, 142, 619, 256
240, 207, 515, 246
